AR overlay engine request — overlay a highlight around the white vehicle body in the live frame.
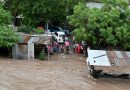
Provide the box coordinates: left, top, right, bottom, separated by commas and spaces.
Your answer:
86, 50, 130, 78
52, 32, 65, 43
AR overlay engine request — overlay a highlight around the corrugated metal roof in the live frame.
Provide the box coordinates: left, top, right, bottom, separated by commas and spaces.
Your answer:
30, 35, 52, 45
106, 51, 129, 66
87, 50, 130, 67
18, 34, 31, 44
18, 34, 52, 45
23, 36, 31, 43
37, 37, 48, 44
32, 37, 40, 43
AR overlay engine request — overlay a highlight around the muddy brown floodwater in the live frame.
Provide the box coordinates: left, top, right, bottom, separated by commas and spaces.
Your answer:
0, 53, 130, 90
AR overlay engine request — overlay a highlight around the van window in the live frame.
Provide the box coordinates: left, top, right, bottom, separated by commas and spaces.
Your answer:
59, 35, 65, 37
54, 32, 58, 36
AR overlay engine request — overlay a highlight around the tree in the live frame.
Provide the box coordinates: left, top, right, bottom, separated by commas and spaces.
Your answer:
69, 0, 130, 49
0, 3, 18, 47
4, 0, 85, 26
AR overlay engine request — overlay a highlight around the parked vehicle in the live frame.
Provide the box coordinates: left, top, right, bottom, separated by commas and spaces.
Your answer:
62, 28, 71, 36
46, 26, 63, 34
46, 26, 71, 36
52, 31, 65, 43
48, 26, 62, 32
86, 50, 130, 79
56, 26, 71, 36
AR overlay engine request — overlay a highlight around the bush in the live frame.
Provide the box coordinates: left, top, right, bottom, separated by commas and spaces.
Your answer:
39, 51, 46, 60
18, 25, 45, 34
0, 25, 18, 47
34, 28, 44, 34
17, 25, 33, 33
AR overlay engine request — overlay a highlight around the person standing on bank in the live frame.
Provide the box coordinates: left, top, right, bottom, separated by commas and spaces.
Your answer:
60, 45, 64, 55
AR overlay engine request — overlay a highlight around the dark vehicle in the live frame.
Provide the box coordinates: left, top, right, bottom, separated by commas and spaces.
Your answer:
48, 26, 63, 32
63, 29, 71, 36
45, 26, 63, 34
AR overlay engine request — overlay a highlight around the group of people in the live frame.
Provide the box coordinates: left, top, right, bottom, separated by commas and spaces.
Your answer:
47, 35, 89, 57
73, 41, 89, 57
47, 36, 70, 56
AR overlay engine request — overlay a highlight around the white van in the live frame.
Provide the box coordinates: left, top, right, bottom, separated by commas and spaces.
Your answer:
52, 31, 65, 43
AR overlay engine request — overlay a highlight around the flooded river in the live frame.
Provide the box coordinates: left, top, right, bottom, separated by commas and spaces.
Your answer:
0, 54, 130, 90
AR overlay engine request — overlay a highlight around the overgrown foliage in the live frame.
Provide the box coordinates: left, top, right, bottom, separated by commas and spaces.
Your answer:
69, 0, 130, 50
0, 3, 18, 47
17, 25, 44, 34
17, 25, 33, 33
34, 28, 44, 34
4, 0, 85, 26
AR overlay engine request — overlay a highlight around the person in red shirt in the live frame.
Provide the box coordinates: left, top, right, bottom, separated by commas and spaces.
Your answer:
77, 43, 81, 54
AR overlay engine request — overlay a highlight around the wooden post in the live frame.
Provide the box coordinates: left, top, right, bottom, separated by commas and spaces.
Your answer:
47, 45, 50, 61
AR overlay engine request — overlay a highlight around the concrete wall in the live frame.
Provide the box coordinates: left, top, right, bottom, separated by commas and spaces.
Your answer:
12, 44, 18, 59
12, 44, 28, 60
28, 43, 34, 60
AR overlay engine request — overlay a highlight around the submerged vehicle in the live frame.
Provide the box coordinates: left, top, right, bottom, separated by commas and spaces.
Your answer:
86, 50, 130, 78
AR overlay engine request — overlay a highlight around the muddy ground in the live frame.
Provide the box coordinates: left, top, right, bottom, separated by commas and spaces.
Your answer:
0, 53, 130, 90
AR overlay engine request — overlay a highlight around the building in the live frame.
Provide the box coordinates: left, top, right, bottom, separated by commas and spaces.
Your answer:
12, 33, 52, 60
86, 2, 130, 9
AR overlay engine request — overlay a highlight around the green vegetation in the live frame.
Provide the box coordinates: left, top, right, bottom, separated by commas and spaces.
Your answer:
34, 28, 44, 34
0, 3, 18, 47
1, 0, 130, 50
69, 0, 130, 49
39, 51, 46, 60
87, 0, 102, 3
17, 25, 44, 34
4, 0, 85, 26
17, 25, 34, 33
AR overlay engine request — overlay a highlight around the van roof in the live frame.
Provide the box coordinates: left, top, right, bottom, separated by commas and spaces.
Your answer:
57, 31, 65, 35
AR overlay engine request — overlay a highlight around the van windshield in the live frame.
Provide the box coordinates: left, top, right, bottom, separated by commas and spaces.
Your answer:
59, 35, 65, 37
